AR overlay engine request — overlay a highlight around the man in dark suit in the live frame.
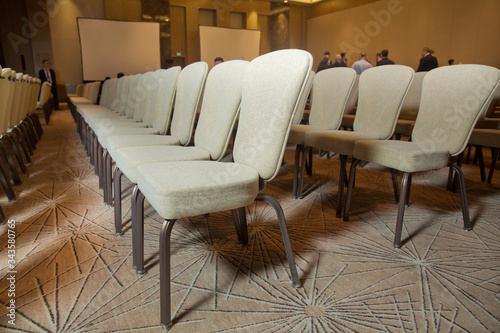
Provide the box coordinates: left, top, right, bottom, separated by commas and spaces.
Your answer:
39, 59, 60, 110
376, 49, 395, 66
417, 47, 438, 72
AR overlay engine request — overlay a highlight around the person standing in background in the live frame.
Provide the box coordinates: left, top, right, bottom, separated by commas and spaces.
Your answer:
417, 47, 438, 72
39, 59, 60, 110
376, 49, 395, 66
316, 51, 332, 72
351, 52, 372, 75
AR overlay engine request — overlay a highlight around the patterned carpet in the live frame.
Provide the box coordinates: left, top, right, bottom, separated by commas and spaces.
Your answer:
1, 109, 499, 332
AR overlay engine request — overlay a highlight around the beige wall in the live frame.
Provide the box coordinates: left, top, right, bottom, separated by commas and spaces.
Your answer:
307, 0, 500, 71
169, 0, 271, 65
105, 0, 141, 21
48, 0, 105, 90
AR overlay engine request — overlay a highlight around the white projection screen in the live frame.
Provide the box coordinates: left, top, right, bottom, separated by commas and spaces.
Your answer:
78, 18, 161, 81
199, 26, 261, 69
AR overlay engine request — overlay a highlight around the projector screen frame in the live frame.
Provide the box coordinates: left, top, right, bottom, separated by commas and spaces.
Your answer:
77, 17, 161, 82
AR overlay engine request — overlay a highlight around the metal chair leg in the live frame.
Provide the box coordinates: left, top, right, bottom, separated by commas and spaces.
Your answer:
297, 146, 311, 199
114, 168, 123, 235
343, 159, 362, 221
160, 219, 177, 330
131, 186, 145, 273
336, 155, 348, 218
103, 150, 113, 205
292, 145, 303, 199
255, 194, 301, 288
449, 163, 471, 231
0, 142, 21, 185
0, 161, 15, 201
394, 172, 411, 248
231, 207, 248, 244
487, 148, 498, 184
3, 136, 27, 173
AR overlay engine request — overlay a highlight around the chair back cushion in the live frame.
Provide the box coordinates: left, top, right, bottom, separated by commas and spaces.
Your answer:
194, 60, 248, 160
309, 67, 357, 130
343, 75, 359, 115
151, 67, 181, 134
399, 71, 427, 120
0, 68, 13, 134
354, 65, 414, 139
233, 49, 313, 181
292, 70, 314, 125
170, 62, 208, 146
412, 64, 500, 156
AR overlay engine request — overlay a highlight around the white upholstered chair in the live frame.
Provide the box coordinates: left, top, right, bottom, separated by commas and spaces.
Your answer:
131, 49, 312, 328
288, 67, 357, 198
343, 64, 500, 248
305, 65, 414, 217
112, 60, 248, 236
101, 64, 205, 205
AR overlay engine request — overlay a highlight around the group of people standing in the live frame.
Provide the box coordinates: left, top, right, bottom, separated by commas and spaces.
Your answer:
317, 47, 439, 74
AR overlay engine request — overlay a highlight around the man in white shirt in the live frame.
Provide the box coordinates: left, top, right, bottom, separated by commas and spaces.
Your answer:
351, 53, 372, 75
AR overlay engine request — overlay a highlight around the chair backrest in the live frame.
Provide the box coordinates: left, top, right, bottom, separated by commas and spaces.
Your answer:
150, 66, 181, 134
99, 79, 111, 107
124, 74, 143, 118
169, 61, 208, 146
10, 73, 24, 127
0, 68, 13, 135
131, 73, 151, 122
482, 84, 500, 118
412, 64, 500, 156
233, 49, 313, 182
194, 60, 248, 160
398, 71, 427, 121
38, 82, 52, 107
76, 84, 85, 97
292, 70, 314, 125
343, 75, 359, 115
308, 67, 357, 130
353, 65, 414, 139
111, 76, 131, 114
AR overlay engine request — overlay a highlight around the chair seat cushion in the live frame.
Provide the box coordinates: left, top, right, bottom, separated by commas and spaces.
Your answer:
468, 129, 500, 148
70, 97, 93, 105
96, 127, 159, 148
305, 130, 377, 155
353, 140, 450, 173
288, 124, 328, 145
106, 135, 181, 157
115, 146, 210, 182
136, 161, 260, 220
89, 118, 146, 132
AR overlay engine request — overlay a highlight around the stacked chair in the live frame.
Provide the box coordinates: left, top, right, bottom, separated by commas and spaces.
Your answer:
0, 66, 46, 223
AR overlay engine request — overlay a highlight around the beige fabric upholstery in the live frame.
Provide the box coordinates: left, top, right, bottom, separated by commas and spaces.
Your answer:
354, 64, 500, 172
104, 64, 207, 156
292, 70, 314, 125
469, 128, 500, 148
340, 75, 360, 129
136, 49, 312, 218
137, 161, 260, 219
288, 67, 357, 145
112, 60, 248, 182
412, 65, 500, 157
306, 65, 415, 154
37, 82, 52, 108
394, 71, 427, 137
232, 50, 314, 181
0, 68, 13, 134
170, 62, 208, 146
